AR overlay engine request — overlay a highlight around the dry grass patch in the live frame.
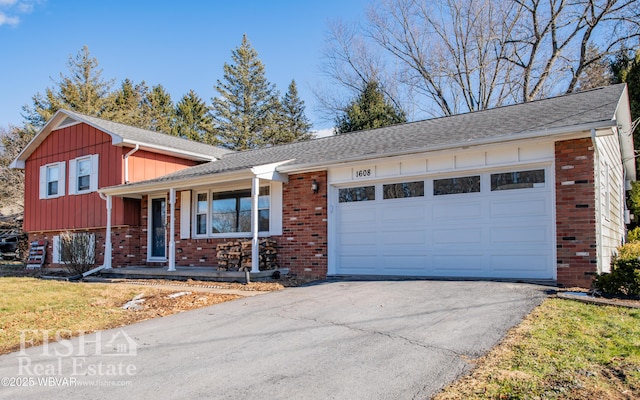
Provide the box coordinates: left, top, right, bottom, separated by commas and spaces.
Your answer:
0, 277, 241, 355
435, 298, 640, 399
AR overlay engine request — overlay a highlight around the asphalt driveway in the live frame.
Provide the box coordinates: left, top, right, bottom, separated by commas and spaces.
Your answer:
0, 280, 547, 399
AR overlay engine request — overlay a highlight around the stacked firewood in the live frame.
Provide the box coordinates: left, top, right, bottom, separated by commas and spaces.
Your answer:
216, 239, 278, 271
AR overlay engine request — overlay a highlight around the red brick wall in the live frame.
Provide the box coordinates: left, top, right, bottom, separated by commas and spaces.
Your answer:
278, 172, 328, 277
555, 138, 597, 288
137, 172, 329, 277
28, 225, 142, 269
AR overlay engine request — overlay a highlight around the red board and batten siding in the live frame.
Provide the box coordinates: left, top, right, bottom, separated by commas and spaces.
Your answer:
127, 150, 196, 183
23, 123, 197, 233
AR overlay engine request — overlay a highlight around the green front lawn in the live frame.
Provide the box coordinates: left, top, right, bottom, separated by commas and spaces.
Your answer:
436, 298, 640, 399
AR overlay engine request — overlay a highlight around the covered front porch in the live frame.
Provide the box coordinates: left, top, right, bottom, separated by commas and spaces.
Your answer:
99, 265, 290, 282
98, 160, 292, 275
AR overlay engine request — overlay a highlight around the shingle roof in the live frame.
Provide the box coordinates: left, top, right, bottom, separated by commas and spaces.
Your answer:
60, 110, 233, 160
11, 109, 233, 168
105, 84, 627, 189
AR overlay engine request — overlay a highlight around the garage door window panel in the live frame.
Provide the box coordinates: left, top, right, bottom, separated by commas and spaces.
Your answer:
383, 181, 424, 199
339, 186, 375, 202
491, 169, 545, 191
433, 176, 480, 196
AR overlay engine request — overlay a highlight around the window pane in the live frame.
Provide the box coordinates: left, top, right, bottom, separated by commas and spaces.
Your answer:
238, 210, 251, 232
258, 195, 270, 209
239, 197, 251, 212
78, 159, 91, 176
196, 193, 208, 213
383, 181, 424, 199
339, 186, 375, 202
212, 212, 237, 233
210, 187, 271, 233
48, 181, 58, 196
491, 169, 545, 191
196, 214, 207, 235
78, 175, 90, 191
212, 197, 237, 233
47, 165, 58, 182
212, 198, 236, 213
258, 209, 269, 231
433, 176, 480, 195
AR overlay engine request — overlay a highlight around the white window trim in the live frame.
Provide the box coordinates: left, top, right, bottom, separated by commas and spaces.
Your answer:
39, 162, 66, 199
192, 182, 283, 238
69, 154, 99, 195
147, 194, 168, 262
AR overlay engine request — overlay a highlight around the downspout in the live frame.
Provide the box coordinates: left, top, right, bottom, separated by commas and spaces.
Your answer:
590, 128, 603, 273
70, 193, 112, 280
124, 144, 140, 184
167, 188, 176, 272
251, 176, 260, 273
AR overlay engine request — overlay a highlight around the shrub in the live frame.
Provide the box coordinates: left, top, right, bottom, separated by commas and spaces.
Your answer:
58, 232, 96, 275
627, 227, 640, 243
593, 243, 640, 297
616, 241, 640, 260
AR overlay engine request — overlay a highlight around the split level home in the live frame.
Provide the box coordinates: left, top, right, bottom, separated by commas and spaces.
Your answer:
11, 84, 636, 288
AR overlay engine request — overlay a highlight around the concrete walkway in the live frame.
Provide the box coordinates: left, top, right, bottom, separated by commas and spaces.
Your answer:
0, 280, 547, 399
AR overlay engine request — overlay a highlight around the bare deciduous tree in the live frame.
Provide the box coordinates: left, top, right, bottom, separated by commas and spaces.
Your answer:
0, 125, 34, 213
319, 0, 640, 118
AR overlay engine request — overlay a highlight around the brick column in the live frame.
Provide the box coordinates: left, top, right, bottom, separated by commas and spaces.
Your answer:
555, 138, 598, 288
279, 171, 328, 278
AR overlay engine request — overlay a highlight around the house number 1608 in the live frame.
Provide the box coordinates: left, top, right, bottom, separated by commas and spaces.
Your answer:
355, 169, 372, 178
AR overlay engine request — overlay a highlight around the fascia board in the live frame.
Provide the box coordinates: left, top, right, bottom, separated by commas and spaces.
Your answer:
277, 120, 616, 174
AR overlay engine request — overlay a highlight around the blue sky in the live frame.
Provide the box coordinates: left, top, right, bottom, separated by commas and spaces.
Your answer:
0, 0, 371, 134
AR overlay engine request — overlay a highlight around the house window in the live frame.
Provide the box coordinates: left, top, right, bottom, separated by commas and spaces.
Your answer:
491, 169, 545, 191
194, 186, 271, 236
47, 165, 60, 196
52, 233, 95, 264
196, 193, 208, 235
39, 162, 66, 199
433, 176, 480, 195
339, 186, 375, 202
69, 154, 99, 195
383, 181, 424, 199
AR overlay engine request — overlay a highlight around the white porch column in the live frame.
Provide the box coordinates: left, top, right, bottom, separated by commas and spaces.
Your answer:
251, 176, 260, 273
168, 188, 176, 272
104, 195, 112, 269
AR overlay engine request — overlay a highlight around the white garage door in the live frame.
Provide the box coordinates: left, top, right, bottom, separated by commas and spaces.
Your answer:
333, 168, 555, 280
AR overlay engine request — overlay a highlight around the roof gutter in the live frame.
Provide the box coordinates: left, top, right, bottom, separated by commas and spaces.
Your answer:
99, 169, 256, 197
277, 119, 618, 173
123, 144, 139, 184
120, 139, 219, 162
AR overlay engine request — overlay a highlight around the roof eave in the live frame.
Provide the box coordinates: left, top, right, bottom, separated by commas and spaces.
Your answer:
120, 139, 218, 162
277, 119, 617, 173
10, 110, 74, 169
99, 169, 255, 197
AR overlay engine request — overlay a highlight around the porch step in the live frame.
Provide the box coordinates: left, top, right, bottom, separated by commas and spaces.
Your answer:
99, 266, 289, 282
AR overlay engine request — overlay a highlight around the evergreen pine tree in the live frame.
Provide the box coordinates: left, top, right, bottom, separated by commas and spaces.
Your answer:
278, 79, 313, 144
611, 48, 640, 151
144, 84, 175, 133
335, 80, 407, 134
102, 79, 150, 128
173, 90, 216, 144
211, 34, 281, 150
23, 46, 113, 128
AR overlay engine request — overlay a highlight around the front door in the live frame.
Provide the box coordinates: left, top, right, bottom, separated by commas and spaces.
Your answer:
150, 197, 166, 259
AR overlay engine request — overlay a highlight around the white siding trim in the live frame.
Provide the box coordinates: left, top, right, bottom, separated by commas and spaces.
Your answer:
68, 159, 77, 195
52, 235, 60, 263
180, 190, 191, 239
